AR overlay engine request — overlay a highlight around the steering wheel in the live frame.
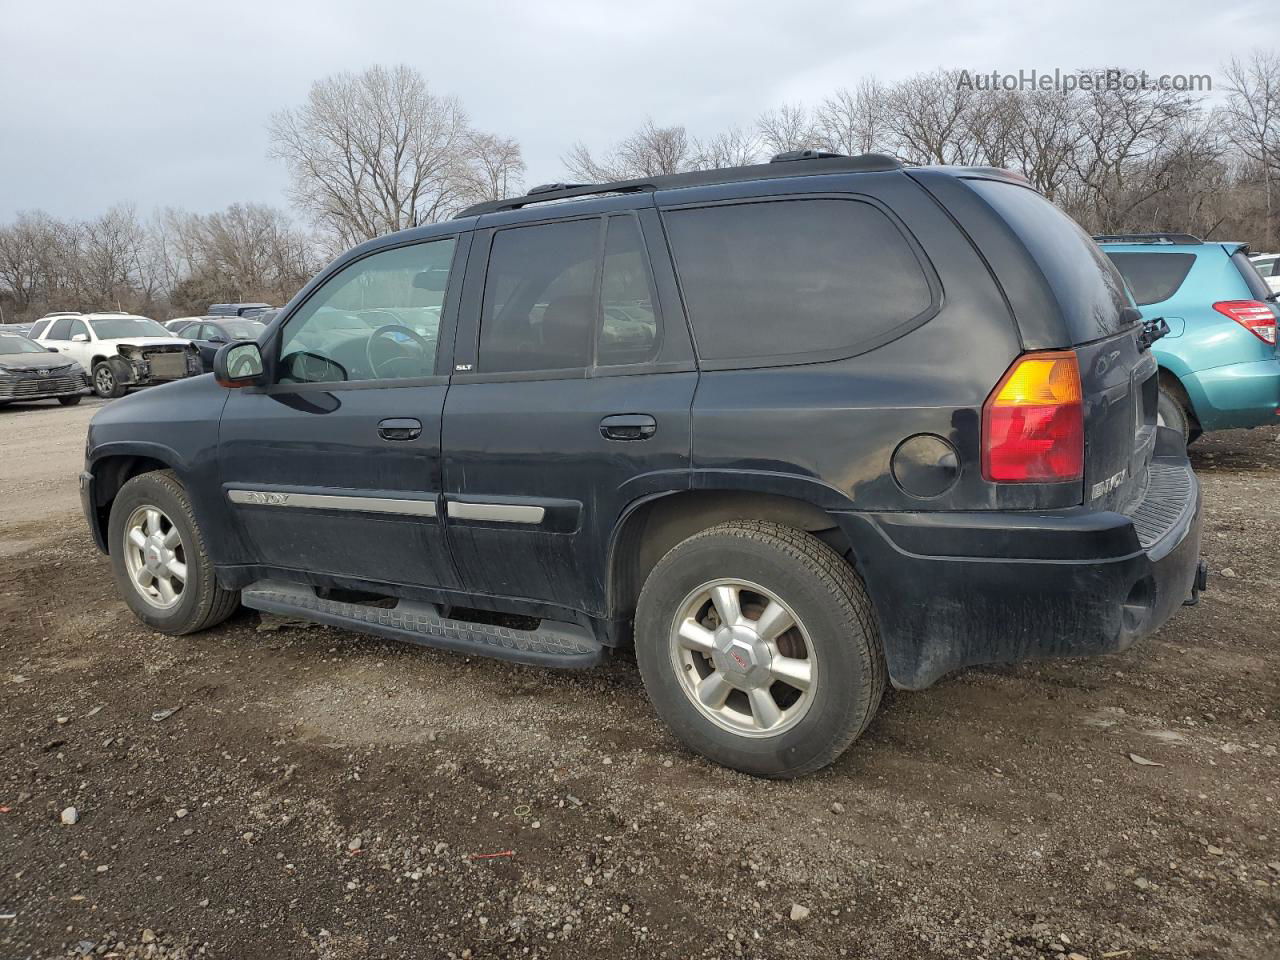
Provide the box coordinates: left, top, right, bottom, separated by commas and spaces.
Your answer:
366, 323, 434, 379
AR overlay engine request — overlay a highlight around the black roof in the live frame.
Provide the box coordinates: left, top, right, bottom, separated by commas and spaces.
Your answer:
455, 151, 904, 219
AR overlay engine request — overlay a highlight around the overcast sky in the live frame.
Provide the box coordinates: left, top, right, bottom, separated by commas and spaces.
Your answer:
0, 0, 1272, 223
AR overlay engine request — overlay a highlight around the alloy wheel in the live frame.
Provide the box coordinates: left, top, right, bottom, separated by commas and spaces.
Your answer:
122, 504, 188, 609
668, 578, 817, 738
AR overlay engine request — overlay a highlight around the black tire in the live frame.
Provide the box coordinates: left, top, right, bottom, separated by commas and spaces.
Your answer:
57, 395, 82, 406
1157, 384, 1200, 446
107, 470, 239, 635
635, 521, 886, 779
92, 361, 126, 399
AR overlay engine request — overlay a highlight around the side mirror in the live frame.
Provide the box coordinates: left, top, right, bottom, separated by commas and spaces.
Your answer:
214, 341, 265, 388
209, 334, 229, 344
47, 347, 59, 353
71, 333, 89, 343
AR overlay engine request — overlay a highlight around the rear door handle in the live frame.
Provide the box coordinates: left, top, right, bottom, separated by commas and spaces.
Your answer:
378, 417, 422, 441
600, 414, 656, 441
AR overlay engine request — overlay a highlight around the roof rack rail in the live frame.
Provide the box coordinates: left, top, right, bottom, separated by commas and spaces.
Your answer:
454, 152, 903, 219
1092, 233, 1203, 245
525, 182, 587, 196
770, 149, 848, 162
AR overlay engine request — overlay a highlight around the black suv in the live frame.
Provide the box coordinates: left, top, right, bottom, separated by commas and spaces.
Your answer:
81, 152, 1206, 778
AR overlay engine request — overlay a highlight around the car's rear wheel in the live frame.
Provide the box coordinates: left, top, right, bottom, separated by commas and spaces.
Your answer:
57, 395, 82, 406
108, 470, 239, 634
635, 521, 886, 779
92, 362, 126, 399
1156, 384, 1200, 445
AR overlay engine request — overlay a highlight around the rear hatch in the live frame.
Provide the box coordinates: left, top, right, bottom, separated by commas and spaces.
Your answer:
959, 177, 1156, 513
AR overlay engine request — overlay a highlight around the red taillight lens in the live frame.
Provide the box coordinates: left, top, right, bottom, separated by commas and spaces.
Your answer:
1213, 300, 1277, 344
982, 350, 1084, 483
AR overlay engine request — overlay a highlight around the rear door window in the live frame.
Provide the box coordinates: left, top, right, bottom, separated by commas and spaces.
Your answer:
966, 178, 1130, 343
1104, 252, 1196, 305
598, 216, 660, 366
662, 198, 933, 366
477, 219, 599, 374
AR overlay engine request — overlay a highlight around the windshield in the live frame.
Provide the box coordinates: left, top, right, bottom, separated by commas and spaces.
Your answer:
221, 320, 266, 340
88, 316, 171, 339
0, 335, 47, 355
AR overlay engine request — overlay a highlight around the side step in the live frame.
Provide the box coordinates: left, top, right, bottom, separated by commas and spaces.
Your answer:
241, 580, 606, 669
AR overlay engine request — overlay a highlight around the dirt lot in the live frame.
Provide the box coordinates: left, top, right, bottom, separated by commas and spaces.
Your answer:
0, 398, 1276, 960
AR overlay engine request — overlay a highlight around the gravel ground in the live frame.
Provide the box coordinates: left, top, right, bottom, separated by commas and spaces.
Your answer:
0, 399, 1277, 960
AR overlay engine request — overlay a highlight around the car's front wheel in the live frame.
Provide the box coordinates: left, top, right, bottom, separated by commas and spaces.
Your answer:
107, 470, 239, 634
92, 361, 126, 399
635, 521, 886, 779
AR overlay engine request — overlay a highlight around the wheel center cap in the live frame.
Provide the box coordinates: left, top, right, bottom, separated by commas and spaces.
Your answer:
144, 538, 165, 573
711, 624, 772, 688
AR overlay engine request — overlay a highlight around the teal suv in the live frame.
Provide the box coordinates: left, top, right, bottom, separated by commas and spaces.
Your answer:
1098, 234, 1279, 442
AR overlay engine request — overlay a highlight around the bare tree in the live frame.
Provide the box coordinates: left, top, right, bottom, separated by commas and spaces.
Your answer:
0, 212, 51, 311
269, 64, 523, 247
1005, 90, 1082, 200
1068, 74, 1200, 232
689, 126, 763, 169
883, 69, 983, 165
814, 79, 890, 155
564, 119, 693, 181
756, 103, 820, 155
1223, 52, 1280, 248
458, 132, 526, 202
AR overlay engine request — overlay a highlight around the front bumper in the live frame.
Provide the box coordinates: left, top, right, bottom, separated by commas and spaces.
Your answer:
0, 369, 89, 401
1185, 356, 1280, 431
837, 429, 1204, 690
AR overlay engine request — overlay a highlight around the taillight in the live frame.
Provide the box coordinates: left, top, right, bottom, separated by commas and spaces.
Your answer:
982, 350, 1084, 483
1213, 300, 1277, 344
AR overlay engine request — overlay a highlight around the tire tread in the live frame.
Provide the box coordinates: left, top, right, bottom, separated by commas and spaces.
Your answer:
638, 520, 886, 778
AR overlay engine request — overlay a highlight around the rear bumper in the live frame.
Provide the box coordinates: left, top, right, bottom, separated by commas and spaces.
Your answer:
837, 431, 1203, 690
1184, 357, 1280, 431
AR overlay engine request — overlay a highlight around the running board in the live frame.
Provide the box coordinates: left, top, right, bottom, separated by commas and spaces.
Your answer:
241, 580, 606, 669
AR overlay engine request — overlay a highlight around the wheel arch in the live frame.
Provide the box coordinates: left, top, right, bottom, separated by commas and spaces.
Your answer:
1157, 365, 1201, 431
607, 490, 855, 624
88, 450, 178, 554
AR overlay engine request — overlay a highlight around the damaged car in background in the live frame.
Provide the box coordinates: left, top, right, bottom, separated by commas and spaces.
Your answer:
0, 332, 90, 406
35, 312, 201, 398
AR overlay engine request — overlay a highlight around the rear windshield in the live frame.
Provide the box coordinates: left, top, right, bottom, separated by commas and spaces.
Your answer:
966, 178, 1130, 343
1104, 252, 1196, 305
1231, 250, 1274, 300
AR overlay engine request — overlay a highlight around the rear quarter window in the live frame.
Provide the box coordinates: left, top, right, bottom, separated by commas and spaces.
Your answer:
1231, 250, 1274, 300
1104, 252, 1196, 306
966, 179, 1130, 343
662, 198, 934, 367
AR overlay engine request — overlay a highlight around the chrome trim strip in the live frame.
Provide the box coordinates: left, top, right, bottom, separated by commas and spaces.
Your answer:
227, 489, 436, 517
447, 502, 546, 524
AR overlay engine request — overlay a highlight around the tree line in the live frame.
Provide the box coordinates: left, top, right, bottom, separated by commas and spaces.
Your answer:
1, 55, 1277, 323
